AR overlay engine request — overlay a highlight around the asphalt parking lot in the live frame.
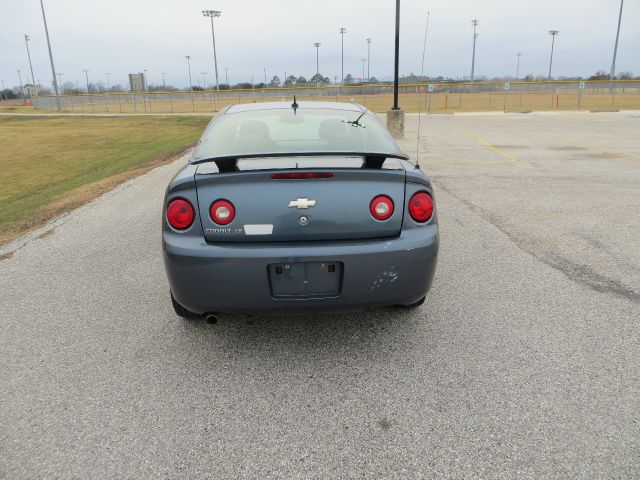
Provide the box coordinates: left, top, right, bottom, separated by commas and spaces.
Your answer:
1, 111, 639, 478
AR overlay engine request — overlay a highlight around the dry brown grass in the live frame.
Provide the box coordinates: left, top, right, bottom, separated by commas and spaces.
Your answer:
0, 116, 210, 247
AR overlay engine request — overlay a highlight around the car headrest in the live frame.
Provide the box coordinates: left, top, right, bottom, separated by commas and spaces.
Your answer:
238, 120, 271, 138
318, 118, 348, 140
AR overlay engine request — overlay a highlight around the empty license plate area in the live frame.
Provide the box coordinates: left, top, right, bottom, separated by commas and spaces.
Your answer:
269, 262, 342, 298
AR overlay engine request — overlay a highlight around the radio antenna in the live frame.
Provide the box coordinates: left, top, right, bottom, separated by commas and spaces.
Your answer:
416, 11, 431, 168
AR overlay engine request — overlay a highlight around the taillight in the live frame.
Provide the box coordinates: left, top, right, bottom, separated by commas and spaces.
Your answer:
166, 198, 195, 230
271, 172, 333, 180
210, 199, 235, 225
370, 195, 394, 221
409, 192, 434, 222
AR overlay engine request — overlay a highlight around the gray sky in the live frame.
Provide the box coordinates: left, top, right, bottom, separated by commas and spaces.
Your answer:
1, 0, 638, 89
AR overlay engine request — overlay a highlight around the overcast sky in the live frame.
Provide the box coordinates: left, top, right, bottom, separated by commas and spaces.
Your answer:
1, 0, 638, 89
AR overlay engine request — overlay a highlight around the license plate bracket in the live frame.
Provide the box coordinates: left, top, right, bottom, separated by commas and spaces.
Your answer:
269, 262, 342, 298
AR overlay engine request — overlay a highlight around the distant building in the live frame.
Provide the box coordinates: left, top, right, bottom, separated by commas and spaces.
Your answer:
128, 73, 147, 92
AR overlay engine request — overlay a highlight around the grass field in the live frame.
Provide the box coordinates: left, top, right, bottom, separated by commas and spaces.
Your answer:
0, 115, 210, 245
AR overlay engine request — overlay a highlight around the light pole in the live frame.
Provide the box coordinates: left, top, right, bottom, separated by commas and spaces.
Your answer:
17, 70, 25, 101
160, 72, 167, 88
39, 0, 61, 110
104, 72, 111, 91
202, 10, 221, 91
516, 52, 523, 80
201, 72, 208, 88
314, 42, 321, 77
24, 35, 37, 95
56, 73, 63, 91
609, 0, 624, 83
470, 19, 479, 81
144, 69, 149, 90
366, 38, 371, 81
339, 27, 346, 84
547, 30, 559, 80
83, 69, 90, 93
185, 56, 193, 90
361, 58, 366, 81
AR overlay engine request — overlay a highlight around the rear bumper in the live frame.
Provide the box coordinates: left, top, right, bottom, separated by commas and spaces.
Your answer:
163, 226, 439, 314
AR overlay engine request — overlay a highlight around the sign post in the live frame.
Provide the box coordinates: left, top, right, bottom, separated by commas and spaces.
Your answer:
578, 81, 585, 110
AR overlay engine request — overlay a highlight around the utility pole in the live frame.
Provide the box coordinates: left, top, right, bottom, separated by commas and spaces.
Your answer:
39, 0, 61, 110
160, 72, 167, 88
202, 10, 222, 91
609, 0, 625, 83
314, 42, 321, 77
201, 72, 208, 88
185, 56, 193, 90
339, 27, 347, 84
470, 19, 479, 81
104, 72, 111, 91
516, 52, 523, 80
547, 30, 559, 80
366, 38, 371, 81
24, 35, 37, 94
361, 58, 366, 81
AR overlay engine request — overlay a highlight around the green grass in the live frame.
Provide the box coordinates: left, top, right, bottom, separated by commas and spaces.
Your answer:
0, 115, 210, 243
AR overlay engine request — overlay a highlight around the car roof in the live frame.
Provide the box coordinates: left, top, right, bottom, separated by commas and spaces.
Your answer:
224, 101, 367, 115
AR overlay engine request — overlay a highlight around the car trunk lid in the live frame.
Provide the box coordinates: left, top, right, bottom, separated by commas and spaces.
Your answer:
195, 164, 405, 243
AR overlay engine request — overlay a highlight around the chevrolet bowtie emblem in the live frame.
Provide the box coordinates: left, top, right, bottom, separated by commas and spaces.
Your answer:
288, 198, 317, 209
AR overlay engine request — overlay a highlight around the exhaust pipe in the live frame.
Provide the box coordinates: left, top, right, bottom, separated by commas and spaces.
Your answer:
205, 314, 218, 324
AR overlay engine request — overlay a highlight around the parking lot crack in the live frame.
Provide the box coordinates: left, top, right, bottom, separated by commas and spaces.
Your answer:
433, 178, 640, 305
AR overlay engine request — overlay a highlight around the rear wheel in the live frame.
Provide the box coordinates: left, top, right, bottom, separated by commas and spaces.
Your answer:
401, 296, 426, 309
170, 291, 199, 319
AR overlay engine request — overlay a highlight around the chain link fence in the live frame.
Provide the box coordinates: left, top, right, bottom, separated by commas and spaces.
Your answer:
31, 80, 640, 114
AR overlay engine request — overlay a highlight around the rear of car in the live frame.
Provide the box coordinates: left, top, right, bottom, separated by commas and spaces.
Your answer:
163, 103, 438, 315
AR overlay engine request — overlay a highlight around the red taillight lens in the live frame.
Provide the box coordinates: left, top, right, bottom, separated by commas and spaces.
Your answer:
409, 192, 434, 222
271, 172, 334, 180
166, 198, 195, 230
210, 199, 235, 225
370, 195, 394, 221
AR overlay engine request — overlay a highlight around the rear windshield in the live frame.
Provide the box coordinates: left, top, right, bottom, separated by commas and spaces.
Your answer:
191, 108, 402, 161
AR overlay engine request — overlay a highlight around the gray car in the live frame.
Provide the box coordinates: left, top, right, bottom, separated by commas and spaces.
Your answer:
163, 101, 438, 318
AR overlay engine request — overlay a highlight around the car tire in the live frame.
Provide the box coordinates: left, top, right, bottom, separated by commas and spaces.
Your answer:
403, 295, 426, 308
170, 291, 199, 319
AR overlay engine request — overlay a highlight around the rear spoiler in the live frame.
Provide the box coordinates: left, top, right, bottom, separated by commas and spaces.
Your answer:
190, 152, 410, 173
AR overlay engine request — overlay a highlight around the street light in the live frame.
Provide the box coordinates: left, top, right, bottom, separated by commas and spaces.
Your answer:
39, 0, 61, 110
366, 38, 371, 81
470, 19, 479, 81
314, 42, 321, 77
83, 69, 90, 93
185, 55, 193, 90
17, 70, 25, 101
547, 30, 559, 80
24, 35, 37, 95
201, 72, 208, 89
339, 27, 347, 84
202, 10, 222, 91
516, 52, 523, 80
609, 0, 625, 82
